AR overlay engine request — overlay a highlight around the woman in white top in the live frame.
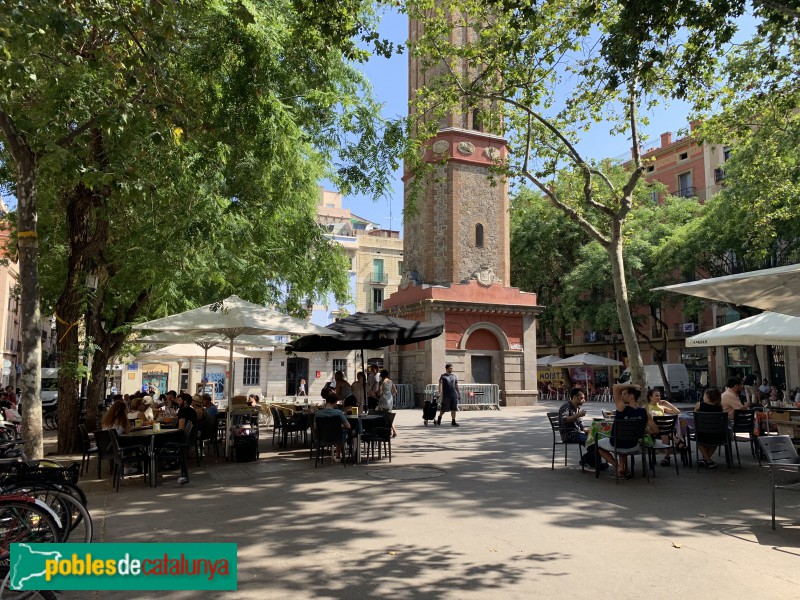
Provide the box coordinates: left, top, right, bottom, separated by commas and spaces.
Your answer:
378, 369, 398, 438
101, 399, 130, 435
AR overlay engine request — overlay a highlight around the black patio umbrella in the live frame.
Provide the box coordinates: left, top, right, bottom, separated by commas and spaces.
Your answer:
287, 313, 444, 405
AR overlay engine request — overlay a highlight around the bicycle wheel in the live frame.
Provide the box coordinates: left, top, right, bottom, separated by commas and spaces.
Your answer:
0, 498, 61, 557
3, 485, 91, 543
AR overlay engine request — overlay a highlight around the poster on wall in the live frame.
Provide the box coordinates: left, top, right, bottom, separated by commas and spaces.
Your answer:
141, 365, 168, 398
569, 367, 593, 383
204, 366, 226, 402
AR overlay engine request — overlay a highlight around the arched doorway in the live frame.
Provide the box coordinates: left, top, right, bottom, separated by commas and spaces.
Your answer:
464, 328, 502, 384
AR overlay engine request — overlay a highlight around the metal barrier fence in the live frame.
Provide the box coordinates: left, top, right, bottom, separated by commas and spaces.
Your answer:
394, 384, 415, 409
424, 384, 501, 410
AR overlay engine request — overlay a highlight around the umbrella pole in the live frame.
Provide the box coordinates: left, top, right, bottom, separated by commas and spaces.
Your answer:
203, 347, 209, 385
361, 349, 367, 412
226, 337, 234, 459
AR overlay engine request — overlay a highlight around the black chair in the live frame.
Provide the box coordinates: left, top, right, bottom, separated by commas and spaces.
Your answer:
693, 411, 735, 473
269, 406, 283, 447
91, 429, 114, 480
78, 424, 99, 476
650, 415, 680, 475
756, 435, 800, 530
314, 416, 347, 467
598, 418, 649, 483
546, 412, 584, 472
278, 409, 307, 448
732, 409, 758, 466
108, 430, 149, 492
366, 413, 396, 463
152, 423, 192, 486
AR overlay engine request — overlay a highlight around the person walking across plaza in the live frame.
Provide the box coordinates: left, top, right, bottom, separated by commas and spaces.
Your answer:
437, 363, 461, 427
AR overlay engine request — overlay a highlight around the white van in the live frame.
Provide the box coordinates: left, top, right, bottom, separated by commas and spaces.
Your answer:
41, 367, 58, 410
618, 364, 690, 400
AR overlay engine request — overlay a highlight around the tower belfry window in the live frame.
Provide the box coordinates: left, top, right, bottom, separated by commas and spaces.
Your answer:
472, 108, 481, 131
475, 223, 484, 247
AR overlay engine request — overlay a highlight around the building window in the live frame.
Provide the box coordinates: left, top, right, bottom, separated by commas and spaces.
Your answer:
475, 223, 484, 247
371, 258, 386, 283
723, 146, 732, 161
649, 188, 659, 204
646, 165, 655, 173
714, 167, 725, 183
398, 260, 404, 276
677, 172, 694, 197
333, 358, 348, 376
371, 288, 383, 312
679, 151, 688, 160
472, 108, 481, 130
242, 358, 261, 386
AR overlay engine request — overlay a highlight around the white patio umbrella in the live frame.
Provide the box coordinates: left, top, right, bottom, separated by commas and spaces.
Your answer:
133, 295, 340, 456
686, 312, 800, 348
654, 263, 800, 317
551, 353, 623, 368
536, 355, 562, 367
137, 343, 249, 362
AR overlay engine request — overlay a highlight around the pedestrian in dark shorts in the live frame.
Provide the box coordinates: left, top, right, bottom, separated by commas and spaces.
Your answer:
437, 363, 460, 427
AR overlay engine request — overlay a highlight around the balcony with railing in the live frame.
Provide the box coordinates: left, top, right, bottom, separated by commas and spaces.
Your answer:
369, 272, 388, 284
675, 186, 696, 198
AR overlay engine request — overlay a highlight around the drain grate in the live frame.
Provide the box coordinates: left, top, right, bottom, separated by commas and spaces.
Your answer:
367, 466, 446, 480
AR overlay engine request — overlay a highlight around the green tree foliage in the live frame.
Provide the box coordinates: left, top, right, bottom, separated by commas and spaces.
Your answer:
511, 167, 702, 356
679, 4, 800, 277
0, 0, 404, 453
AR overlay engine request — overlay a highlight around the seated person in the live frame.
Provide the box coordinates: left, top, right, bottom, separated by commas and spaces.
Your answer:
758, 378, 770, 400
101, 399, 131, 436
694, 387, 724, 469
558, 388, 607, 470
127, 397, 147, 422
721, 376, 748, 419
247, 394, 260, 408
645, 389, 681, 467
597, 384, 654, 479
314, 391, 352, 458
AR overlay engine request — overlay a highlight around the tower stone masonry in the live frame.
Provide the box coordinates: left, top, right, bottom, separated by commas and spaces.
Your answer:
384, 14, 542, 406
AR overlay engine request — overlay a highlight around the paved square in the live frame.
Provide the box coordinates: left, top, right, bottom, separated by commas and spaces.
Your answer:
58, 405, 799, 599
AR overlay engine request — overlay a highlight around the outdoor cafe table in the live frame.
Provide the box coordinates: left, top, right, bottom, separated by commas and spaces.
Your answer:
120, 428, 185, 487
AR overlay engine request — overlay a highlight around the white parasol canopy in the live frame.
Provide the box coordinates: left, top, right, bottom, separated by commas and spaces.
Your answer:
551, 353, 623, 368
686, 312, 800, 347
536, 355, 563, 367
137, 343, 248, 362
133, 295, 340, 456
654, 263, 800, 317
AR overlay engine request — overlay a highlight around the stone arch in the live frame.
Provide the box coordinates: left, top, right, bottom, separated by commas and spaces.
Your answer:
460, 322, 510, 351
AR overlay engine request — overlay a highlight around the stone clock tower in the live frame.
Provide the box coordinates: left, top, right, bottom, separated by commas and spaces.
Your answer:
384, 16, 542, 406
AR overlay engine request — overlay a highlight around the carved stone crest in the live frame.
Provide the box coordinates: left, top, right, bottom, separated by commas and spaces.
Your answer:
483, 147, 501, 161
431, 140, 449, 154
457, 141, 475, 156
467, 265, 500, 287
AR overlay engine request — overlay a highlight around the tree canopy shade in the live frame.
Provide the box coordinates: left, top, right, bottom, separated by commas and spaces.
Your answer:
0, 0, 405, 454
402, 0, 752, 386
679, 3, 800, 277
